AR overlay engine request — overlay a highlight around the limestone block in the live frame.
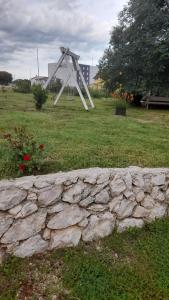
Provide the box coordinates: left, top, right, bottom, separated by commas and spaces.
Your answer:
151, 187, 165, 202
47, 203, 70, 214
112, 199, 136, 219
123, 172, 132, 190
147, 203, 167, 221
1, 209, 47, 244
9, 204, 22, 216
117, 218, 144, 233
27, 193, 37, 201
133, 206, 150, 218
15, 202, 38, 219
132, 174, 144, 187
0, 213, 13, 238
50, 226, 81, 249
87, 204, 108, 212
141, 195, 156, 209
110, 175, 126, 197
109, 195, 123, 212
95, 189, 110, 204
152, 174, 165, 186
0, 188, 27, 211
47, 205, 89, 229
82, 213, 115, 242
62, 181, 88, 204
38, 185, 63, 207
43, 228, 51, 240
14, 234, 48, 257
136, 191, 145, 203
14, 177, 34, 190
80, 196, 95, 208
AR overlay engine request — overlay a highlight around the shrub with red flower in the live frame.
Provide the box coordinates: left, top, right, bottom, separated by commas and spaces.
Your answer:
3, 127, 46, 176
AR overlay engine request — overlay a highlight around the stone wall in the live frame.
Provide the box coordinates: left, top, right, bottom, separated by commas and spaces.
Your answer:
0, 167, 169, 259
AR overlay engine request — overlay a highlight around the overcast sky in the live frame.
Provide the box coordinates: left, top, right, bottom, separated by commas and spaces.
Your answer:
0, 0, 128, 79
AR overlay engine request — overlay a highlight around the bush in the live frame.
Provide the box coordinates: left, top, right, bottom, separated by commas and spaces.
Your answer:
14, 79, 31, 93
3, 127, 46, 176
0, 71, 12, 85
48, 78, 62, 93
32, 84, 48, 110
89, 88, 108, 98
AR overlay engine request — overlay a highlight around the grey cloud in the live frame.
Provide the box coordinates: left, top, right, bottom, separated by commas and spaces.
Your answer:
0, 0, 106, 64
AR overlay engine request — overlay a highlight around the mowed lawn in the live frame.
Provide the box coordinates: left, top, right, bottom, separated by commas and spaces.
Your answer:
1, 219, 169, 300
1, 91, 169, 179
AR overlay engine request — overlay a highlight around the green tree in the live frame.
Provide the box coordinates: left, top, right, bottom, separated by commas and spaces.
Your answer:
48, 78, 62, 93
0, 71, 12, 85
99, 0, 169, 96
32, 84, 48, 110
14, 79, 31, 93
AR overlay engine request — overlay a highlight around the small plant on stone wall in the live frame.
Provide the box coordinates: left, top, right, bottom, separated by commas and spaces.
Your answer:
3, 127, 46, 176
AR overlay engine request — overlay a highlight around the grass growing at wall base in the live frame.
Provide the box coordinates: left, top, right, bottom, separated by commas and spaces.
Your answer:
1, 218, 169, 299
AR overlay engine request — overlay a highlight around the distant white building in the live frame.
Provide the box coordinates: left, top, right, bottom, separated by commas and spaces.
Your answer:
31, 76, 48, 86
48, 62, 98, 88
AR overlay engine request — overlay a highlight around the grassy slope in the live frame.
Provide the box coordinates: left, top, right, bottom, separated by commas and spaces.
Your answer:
1, 219, 169, 299
1, 91, 169, 179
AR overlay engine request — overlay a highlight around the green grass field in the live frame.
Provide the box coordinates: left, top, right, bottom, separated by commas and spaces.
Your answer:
1, 91, 169, 299
1, 218, 169, 300
0, 91, 169, 179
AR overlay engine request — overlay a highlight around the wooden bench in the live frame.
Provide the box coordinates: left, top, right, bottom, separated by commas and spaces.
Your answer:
141, 96, 169, 109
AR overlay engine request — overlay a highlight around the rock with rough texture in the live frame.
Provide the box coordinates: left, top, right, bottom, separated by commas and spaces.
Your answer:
47, 203, 70, 214
14, 235, 48, 257
136, 191, 145, 203
147, 203, 167, 221
123, 172, 132, 190
27, 193, 37, 201
14, 177, 34, 190
78, 218, 88, 227
62, 181, 89, 204
0, 188, 27, 211
50, 226, 81, 249
82, 213, 115, 242
95, 189, 110, 204
91, 183, 108, 196
152, 174, 165, 186
109, 195, 123, 212
166, 189, 169, 202
151, 187, 165, 202
110, 175, 126, 197
38, 185, 62, 207
112, 199, 136, 219
1, 209, 47, 243
9, 204, 22, 216
117, 218, 144, 233
133, 206, 150, 218
47, 205, 89, 229
141, 195, 155, 209
15, 202, 38, 219
133, 174, 144, 187
80, 196, 94, 208
87, 204, 108, 212
0, 213, 13, 238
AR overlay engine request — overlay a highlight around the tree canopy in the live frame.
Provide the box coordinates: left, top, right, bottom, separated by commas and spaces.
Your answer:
0, 71, 12, 85
99, 0, 169, 95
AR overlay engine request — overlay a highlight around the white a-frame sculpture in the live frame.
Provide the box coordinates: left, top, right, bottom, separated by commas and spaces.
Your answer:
43, 47, 95, 111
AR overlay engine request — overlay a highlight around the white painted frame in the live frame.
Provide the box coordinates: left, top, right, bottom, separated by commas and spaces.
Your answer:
43, 47, 95, 111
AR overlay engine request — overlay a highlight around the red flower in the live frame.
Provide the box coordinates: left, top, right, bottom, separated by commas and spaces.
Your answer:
23, 154, 30, 161
39, 144, 45, 150
19, 164, 26, 172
